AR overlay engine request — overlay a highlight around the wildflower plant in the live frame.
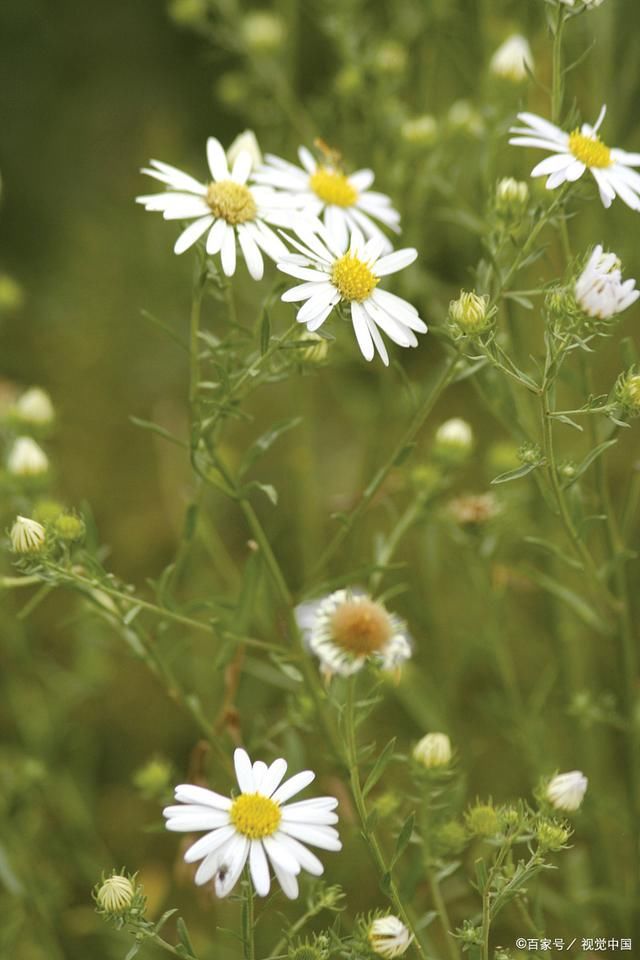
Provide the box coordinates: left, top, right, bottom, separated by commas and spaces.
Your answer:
3, 1, 640, 960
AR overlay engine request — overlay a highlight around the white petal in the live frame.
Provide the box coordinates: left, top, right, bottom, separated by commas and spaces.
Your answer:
238, 226, 264, 280
207, 137, 229, 181
272, 862, 299, 899
279, 822, 342, 850
565, 160, 586, 182
234, 748, 255, 793
280, 797, 338, 811
306, 302, 337, 332
271, 769, 315, 804
325, 206, 349, 252
297, 285, 340, 323
298, 146, 317, 173
363, 300, 414, 347
206, 217, 228, 255
174, 785, 232, 810
261, 758, 288, 798
546, 168, 569, 190
282, 281, 324, 303
509, 136, 565, 151
231, 150, 252, 185
184, 824, 236, 862
221, 224, 237, 276
351, 302, 375, 361
165, 812, 230, 832
277, 262, 331, 283
281, 806, 339, 824
194, 840, 233, 886
214, 835, 250, 897
349, 168, 375, 191
515, 112, 567, 143
252, 221, 289, 261
144, 160, 208, 194
274, 832, 325, 876
366, 315, 390, 366
174, 216, 214, 255
249, 841, 271, 896
530, 153, 574, 177
263, 836, 301, 874
374, 248, 417, 276
252, 761, 268, 792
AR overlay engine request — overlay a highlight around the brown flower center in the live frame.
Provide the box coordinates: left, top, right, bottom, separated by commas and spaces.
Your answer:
330, 599, 393, 655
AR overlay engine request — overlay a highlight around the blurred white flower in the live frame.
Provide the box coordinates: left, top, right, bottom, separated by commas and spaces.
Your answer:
164, 747, 340, 899
509, 106, 640, 210
254, 146, 400, 251
546, 770, 588, 811
490, 34, 533, 82
413, 733, 452, 769
136, 137, 294, 276
495, 177, 529, 216
227, 130, 262, 173
12, 387, 54, 426
448, 100, 484, 137
575, 245, 639, 319
296, 589, 412, 677
434, 419, 473, 462
278, 220, 426, 366
559, 0, 604, 7
401, 115, 438, 146
10, 515, 46, 554
368, 916, 413, 959
241, 10, 286, 52
8, 437, 49, 476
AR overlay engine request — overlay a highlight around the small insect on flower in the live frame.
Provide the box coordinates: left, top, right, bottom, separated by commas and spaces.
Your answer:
253, 144, 401, 251
489, 35, 533, 83
295, 589, 412, 678
10, 387, 55, 427
413, 732, 452, 769
509, 105, 640, 210
546, 770, 588, 812
368, 916, 413, 959
7, 437, 49, 477
10, 515, 46, 554
136, 137, 293, 276
575, 245, 639, 320
278, 221, 426, 366
163, 748, 341, 899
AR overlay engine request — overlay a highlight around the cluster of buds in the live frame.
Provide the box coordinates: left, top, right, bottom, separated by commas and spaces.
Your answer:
495, 177, 529, 220
448, 291, 495, 337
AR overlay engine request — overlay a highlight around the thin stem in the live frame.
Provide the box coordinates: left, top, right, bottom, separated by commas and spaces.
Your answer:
551, 6, 567, 124
369, 494, 426, 593
243, 875, 255, 960
427, 871, 459, 960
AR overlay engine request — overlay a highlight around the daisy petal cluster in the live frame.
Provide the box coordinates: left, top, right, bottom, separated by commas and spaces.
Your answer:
136, 137, 292, 276
163, 748, 340, 899
575, 245, 639, 320
254, 146, 400, 251
509, 106, 640, 210
368, 916, 413, 959
546, 770, 588, 812
278, 221, 426, 366
296, 589, 412, 677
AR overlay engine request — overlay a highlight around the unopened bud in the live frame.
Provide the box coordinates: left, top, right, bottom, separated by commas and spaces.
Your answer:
449, 291, 493, 336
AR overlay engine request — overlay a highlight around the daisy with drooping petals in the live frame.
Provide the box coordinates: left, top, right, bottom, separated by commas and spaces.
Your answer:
253, 146, 401, 251
575, 245, 639, 320
509, 106, 640, 210
163, 748, 340, 899
277, 221, 427, 366
295, 589, 413, 677
136, 137, 294, 277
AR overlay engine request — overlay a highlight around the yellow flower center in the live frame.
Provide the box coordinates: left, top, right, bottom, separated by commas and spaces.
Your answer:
330, 599, 393, 655
230, 793, 281, 839
568, 130, 612, 168
206, 180, 257, 224
331, 254, 379, 302
310, 167, 358, 207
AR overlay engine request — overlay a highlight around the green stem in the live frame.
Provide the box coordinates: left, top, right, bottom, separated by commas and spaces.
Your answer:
551, 7, 567, 125
369, 494, 426, 593
427, 871, 459, 960
311, 354, 458, 579
243, 875, 255, 960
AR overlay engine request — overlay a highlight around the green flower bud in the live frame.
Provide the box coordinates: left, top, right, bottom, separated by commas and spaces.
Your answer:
300, 332, 329, 363
401, 115, 438, 147
495, 178, 529, 219
436, 819, 468, 854
536, 819, 571, 851
94, 871, 146, 927
168, 0, 207, 26
449, 291, 493, 336
517, 442, 542, 465
373, 41, 407, 75
615, 369, 640, 417
32, 499, 65, 525
465, 803, 500, 837
133, 757, 172, 800
52, 513, 85, 542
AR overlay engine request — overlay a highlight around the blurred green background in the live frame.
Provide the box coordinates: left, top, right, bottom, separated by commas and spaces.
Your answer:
2, 0, 640, 957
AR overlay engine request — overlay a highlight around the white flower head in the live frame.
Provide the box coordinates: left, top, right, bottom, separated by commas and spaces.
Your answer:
136, 137, 294, 277
278, 220, 426, 366
413, 733, 452, 769
434, 418, 474, 462
7, 437, 49, 477
368, 916, 413, 959
227, 130, 262, 173
575, 245, 639, 320
12, 387, 55, 426
163, 748, 341, 899
10, 515, 46, 554
490, 34, 533, 83
253, 146, 401, 252
546, 770, 588, 811
509, 105, 640, 211
296, 589, 412, 678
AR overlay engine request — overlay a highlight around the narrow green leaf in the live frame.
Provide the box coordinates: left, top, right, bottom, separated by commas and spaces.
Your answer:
392, 812, 415, 864
491, 462, 539, 485
177, 917, 197, 956
130, 416, 188, 449
260, 311, 271, 355
363, 737, 397, 797
564, 439, 618, 488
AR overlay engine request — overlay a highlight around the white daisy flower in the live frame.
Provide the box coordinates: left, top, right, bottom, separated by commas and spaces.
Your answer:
489, 34, 533, 83
253, 146, 401, 251
509, 106, 640, 210
368, 916, 413, 959
575, 244, 639, 320
295, 589, 412, 678
136, 137, 293, 277
546, 770, 588, 812
163, 747, 341, 899
277, 221, 426, 366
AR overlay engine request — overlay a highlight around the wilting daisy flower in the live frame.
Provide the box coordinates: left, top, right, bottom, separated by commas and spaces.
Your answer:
278, 221, 426, 366
546, 770, 588, 812
368, 916, 413, 959
509, 106, 640, 210
575, 245, 639, 320
489, 34, 533, 83
7, 437, 49, 476
295, 589, 412, 677
163, 748, 340, 899
253, 146, 400, 250
136, 137, 293, 276
10, 515, 46, 554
